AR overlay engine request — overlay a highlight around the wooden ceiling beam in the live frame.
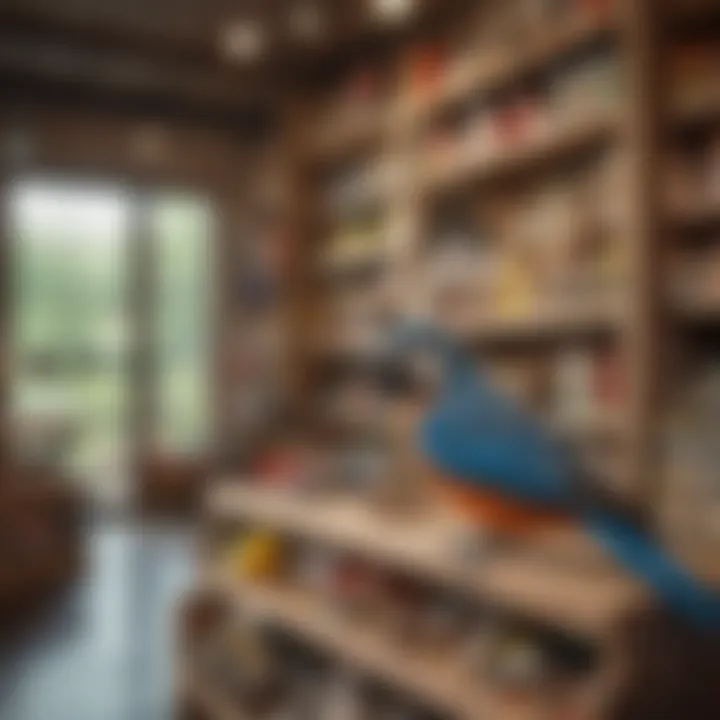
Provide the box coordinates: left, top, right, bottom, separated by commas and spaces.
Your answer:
0, 5, 228, 73
0, 69, 272, 132
0, 4, 283, 123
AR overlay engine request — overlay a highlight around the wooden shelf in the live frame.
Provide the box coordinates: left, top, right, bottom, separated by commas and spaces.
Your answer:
423, 117, 618, 196
208, 571, 567, 720
308, 18, 616, 163
674, 292, 720, 322
207, 483, 644, 640
307, 303, 621, 360
310, 114, 388, 164
186, 2, 718, 716
670, 201, 720, 231
315, 252, 386, 282
550, 409, 627, 440
673, 100, 720, 131
398, 16, 616, 128
460, 301, 621, 344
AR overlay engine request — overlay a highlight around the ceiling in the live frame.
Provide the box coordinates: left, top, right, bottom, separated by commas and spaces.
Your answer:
0, 0, 455, 126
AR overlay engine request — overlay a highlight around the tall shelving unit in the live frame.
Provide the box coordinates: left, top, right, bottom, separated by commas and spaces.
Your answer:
657, 0, 720, 548
288, 0, 660, 503
179, 2, 720, 719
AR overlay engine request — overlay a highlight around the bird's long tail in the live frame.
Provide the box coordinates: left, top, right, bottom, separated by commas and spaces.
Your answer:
585, 510, 720, 630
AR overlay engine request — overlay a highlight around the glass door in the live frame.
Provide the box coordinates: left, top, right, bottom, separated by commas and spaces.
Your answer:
9, 180, 131, 504
8, 180, 215, 508
150, 193, 213, 457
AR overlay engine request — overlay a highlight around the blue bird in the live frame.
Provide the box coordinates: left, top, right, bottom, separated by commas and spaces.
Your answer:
385, 319, 720, 630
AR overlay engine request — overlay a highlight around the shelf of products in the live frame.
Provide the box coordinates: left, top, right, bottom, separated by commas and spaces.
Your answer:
311, 117, 389, 164
667, 134, 720, 223
202, 514, 612, 720
207, 483, 644, 640
675, 298, 720, 323
309, 61, 396, 163
669, 33, 720, 130
218, 153, 292, 465
316, 228, 388, 277
398, 14, 617, 130
661, 0, 720, 540
179, 2, 720, 719
673, 249, 720, 320
484, 347, 627, 442
181, 588, 530, 720
662, 352, 720, 542
669, 201, 720, 231
462, 303, 621, 344
423, 116, 619, 197
208, 573, 484, 719
673, 100, 720, 132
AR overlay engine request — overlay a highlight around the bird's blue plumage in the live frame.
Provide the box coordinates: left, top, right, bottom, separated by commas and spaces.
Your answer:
390, 319, 720, 630
421, 375, 575, 508
586, 512, 720, 631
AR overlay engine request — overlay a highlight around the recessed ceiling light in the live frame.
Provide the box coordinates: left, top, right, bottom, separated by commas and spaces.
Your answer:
290, 4, 323, 40
220, 20, 265, 62
372, 0, 415, 24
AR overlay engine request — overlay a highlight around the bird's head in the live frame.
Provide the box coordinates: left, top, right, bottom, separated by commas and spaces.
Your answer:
385, 317, 453, 355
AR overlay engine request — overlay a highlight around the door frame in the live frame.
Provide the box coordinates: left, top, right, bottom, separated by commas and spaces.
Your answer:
1, 171, 218, 509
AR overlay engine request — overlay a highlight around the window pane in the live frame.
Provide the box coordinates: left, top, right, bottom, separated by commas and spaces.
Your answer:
10, 181, 129, 490
151, 195, 213, 455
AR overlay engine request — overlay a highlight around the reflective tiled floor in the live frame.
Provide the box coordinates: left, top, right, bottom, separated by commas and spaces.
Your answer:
0, 522, 195, 720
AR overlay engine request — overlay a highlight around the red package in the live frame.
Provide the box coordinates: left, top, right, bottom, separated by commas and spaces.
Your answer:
253, 445, 311, 485
407, 42, 448, 98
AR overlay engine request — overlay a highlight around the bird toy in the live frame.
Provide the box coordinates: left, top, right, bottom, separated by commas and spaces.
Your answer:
381, 319, 720, 630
